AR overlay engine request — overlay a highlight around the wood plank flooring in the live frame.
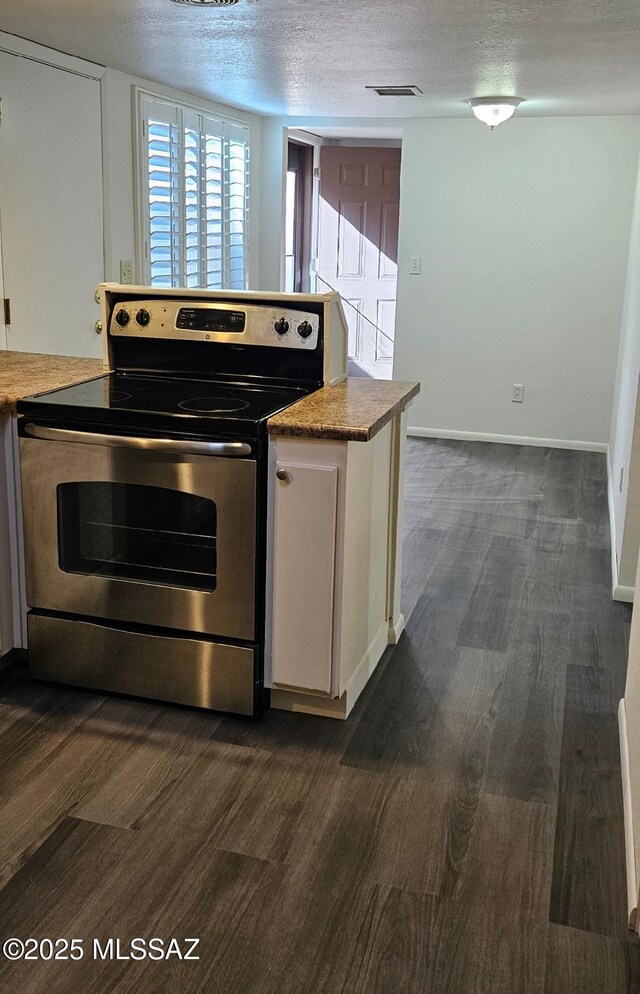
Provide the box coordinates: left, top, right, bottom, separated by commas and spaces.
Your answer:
0, 437, 638, 991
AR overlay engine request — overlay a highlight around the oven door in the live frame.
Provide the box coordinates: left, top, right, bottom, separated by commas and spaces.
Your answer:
19, 424, 257, 640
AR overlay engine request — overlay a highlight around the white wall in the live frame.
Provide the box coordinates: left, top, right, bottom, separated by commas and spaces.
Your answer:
618, 160, 640, 927
609, 157, 640, 592
261, 114, 640, 448
101, 69, 264, 289
258, 117, 288, 291
393, 116, 640, 447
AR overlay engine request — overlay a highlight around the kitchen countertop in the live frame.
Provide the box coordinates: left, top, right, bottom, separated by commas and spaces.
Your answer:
267, 378, 420, 441
0, 353, 420, 441
0, 351, 103, 412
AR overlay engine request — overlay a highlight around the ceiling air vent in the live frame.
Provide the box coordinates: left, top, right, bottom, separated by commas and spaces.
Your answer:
366, 85, 423, 97
170, 0, 239, 6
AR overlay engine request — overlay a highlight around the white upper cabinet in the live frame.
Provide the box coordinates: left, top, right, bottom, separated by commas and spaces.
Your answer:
0, 52, 104, 357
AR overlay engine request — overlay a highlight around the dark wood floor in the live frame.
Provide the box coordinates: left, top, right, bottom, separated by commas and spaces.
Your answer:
0, 437, 639, 992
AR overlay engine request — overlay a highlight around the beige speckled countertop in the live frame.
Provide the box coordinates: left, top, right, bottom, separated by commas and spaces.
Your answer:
0, 351, 103, 412
267, 378, 420, 441
0, 353, 419, 442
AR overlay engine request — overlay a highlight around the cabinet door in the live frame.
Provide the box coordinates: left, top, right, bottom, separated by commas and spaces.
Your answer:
272, 462, 338, 694
0, 52, 103, 357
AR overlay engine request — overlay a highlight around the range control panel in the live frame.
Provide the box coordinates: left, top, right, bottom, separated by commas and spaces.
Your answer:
110, 299, 320, 350
176, 307, 246, 333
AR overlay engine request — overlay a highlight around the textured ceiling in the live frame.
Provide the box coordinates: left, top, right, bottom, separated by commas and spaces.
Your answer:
1, 0, 640, 118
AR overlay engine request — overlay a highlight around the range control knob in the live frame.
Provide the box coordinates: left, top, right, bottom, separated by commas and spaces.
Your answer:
136, 308, 151, 326
274, 317, 290, 335
297, 320, 313, 339
114, 308, 130, 327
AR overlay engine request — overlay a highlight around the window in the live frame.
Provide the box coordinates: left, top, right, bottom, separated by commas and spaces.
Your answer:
136, 91, 250, 290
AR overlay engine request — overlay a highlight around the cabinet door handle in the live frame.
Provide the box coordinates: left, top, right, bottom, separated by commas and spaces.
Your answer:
276, 468, 289, 481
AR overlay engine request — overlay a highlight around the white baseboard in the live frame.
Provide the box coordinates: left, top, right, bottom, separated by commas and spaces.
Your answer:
270, 686, 350, 720
614, 584, 635, 603
406, 426, 608, 453
619, 699, 639, 931
343, 619, 390, 716
606, 448, 635, 603
388, 612, 405, 644
608, 445, 620, 598
271, 619, 389, 720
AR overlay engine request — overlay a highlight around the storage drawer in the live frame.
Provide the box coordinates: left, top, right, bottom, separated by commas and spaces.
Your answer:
28, 613, 257, 715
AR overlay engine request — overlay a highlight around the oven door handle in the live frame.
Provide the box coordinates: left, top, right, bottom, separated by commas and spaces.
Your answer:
22, 423, 253, 457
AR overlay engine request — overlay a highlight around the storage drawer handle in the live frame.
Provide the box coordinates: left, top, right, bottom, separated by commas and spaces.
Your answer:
23, 424, 252, 458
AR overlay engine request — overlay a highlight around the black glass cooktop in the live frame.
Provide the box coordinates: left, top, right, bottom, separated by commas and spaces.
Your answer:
17, 373, 310, 437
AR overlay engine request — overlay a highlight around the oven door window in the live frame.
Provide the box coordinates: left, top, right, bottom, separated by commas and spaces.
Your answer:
57, 482, 217, 591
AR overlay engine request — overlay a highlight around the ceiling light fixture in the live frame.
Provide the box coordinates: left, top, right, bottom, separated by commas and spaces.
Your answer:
467, 96, 523, 131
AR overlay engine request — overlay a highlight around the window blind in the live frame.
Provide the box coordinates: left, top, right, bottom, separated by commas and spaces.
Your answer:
138, 94, 249, 290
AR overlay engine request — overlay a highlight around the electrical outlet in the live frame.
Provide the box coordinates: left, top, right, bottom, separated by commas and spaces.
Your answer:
409, 256, 422, 275
119, 259, 134, 284
512, 384, 524, 403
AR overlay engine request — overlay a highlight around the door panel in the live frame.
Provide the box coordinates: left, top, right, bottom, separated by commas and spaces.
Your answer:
382, 164, 401, 187
344, 297, 364, 360
318, 146, 401, 378
0, 53, 103, 357
378, 201, 400, 280
340, 163, 368, 186
376, 299, 396, 364
337, 201, 366, 278
272, 461, 338, 694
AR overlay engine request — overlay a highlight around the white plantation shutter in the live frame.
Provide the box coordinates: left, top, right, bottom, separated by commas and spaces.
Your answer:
226, 123, 249, 291
145, 101, 182, 287
138, 93, 250, 289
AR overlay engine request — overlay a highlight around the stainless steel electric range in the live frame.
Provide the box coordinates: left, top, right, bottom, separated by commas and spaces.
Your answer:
16, 285, 347, 716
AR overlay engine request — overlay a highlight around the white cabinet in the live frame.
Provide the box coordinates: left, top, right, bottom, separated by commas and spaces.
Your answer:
272, 462, 338, 693
269, 412, 407, 719
0, 50, 104, 357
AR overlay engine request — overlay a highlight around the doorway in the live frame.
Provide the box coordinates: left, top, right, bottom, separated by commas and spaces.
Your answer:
317, 139, 401, 379
285, 141, 314, 294
283, 129, 402, 378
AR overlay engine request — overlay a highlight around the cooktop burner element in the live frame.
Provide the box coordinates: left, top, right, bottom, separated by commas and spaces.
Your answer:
177, 397, 251, 414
